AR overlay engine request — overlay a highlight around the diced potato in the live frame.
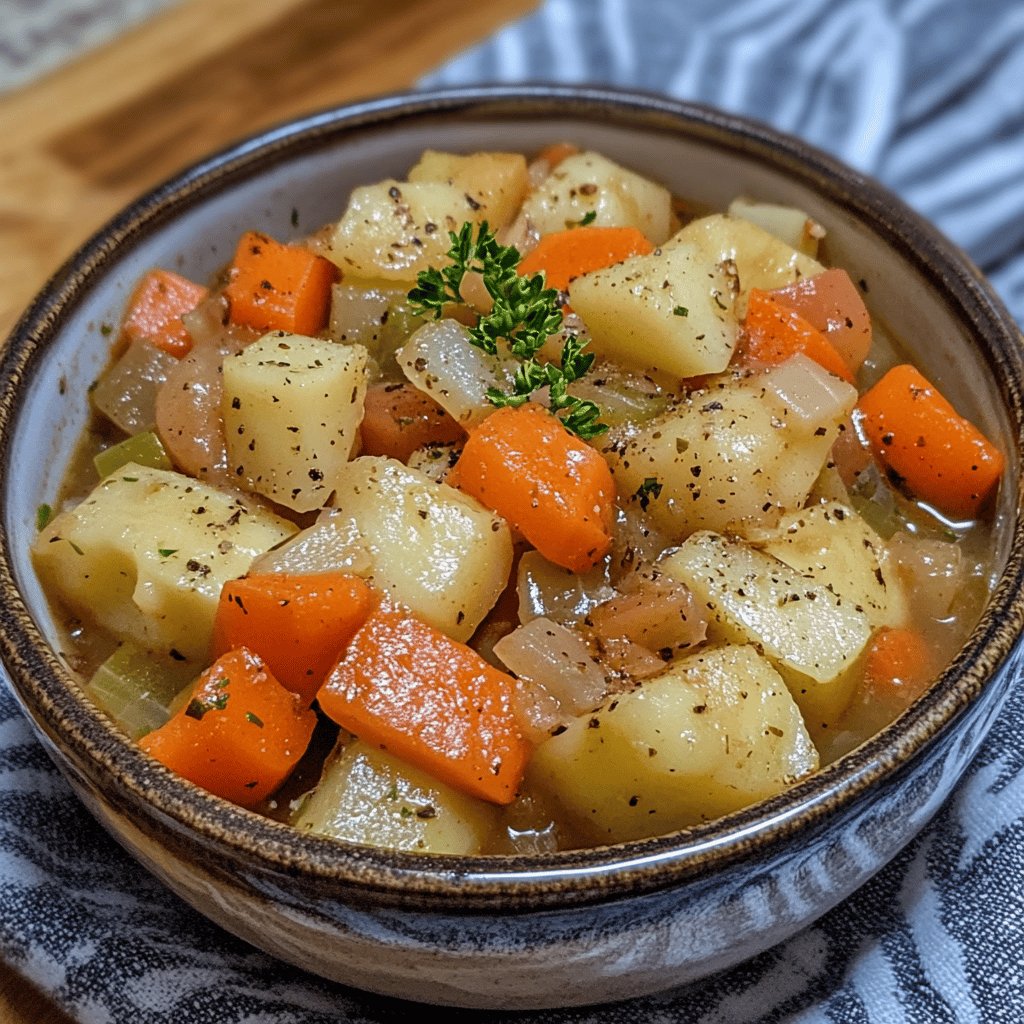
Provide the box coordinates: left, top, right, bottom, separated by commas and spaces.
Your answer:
668, 213, 825, 312
521, 152, 672, 244
604, 371, 855, 539
327, 179, 489, 282
398, 318, 517, 427
727, 197, 823, 258
568, 241, 739, 378
329, 456, 513, 641
408, 150, 529, 232
529, 644, 818, 842
295, 738, 500, 854
756, 502, 908, 631
32, 464, 296, 662
661, 531, 872, 730
222, 332, 367, 513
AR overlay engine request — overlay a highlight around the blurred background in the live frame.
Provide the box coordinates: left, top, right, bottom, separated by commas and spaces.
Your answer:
2, 1, 1022, 1022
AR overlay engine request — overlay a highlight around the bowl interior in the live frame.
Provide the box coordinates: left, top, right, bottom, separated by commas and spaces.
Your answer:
3, 88, 1022, 899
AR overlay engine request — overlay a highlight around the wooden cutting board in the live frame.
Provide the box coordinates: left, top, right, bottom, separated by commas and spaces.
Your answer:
0, 0, 537, 339
0, 1, 536, 1020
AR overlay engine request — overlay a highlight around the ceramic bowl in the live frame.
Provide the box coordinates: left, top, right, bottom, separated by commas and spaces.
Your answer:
1, 86, 1022, 1010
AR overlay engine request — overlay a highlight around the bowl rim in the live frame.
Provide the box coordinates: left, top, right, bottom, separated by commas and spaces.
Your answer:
2, 83, 1023, 910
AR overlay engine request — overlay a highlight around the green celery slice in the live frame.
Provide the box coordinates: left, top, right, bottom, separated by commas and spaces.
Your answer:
94, 431, 173, 479
87, 641, 197, 739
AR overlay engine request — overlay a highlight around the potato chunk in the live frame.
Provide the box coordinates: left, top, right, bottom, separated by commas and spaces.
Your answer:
222, 332, 367, 513
529, 644, 817, 842
329, 456, 513, 641
327, 151, 525, 284
32, 465, 296, 662
294, 738, 500, 854
756, 502, 908, 631
522, 152, 672, 244
408, 150, 529, 232
727, 197, 822, 258
661, 531, 872, 729
568, 241, 739, 378
668, 213, 825, 311
604, 370, 854, 539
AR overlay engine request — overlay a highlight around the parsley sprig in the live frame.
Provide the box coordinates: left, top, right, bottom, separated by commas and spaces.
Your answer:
407, 222, 607, 439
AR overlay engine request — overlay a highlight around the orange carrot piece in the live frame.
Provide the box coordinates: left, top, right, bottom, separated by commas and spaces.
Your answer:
857, 364, 1004, 517
741, 288, 856, 383
212, 572, 377, 706
122, 269, 207, 358
535, 142, 579, 170
517, 226, 654, 293
359, 382, 466, 462
317, 603, 530, 804
769, 268, 872, 372
862, 627, 937, 709
225, 230, 336, 335
447, 403, 615, 573
139, 647, 316, 808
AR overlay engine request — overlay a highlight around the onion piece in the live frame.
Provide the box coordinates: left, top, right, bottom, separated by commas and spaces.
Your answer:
587, 635, 668, 684
328, 281, 422, 380
517, 550, 615, 626
761, 353, 857, 435
494, 617, 607, 738
406, 442, 462, 484
92, 340, 178, 435
398, 319, 517, 427
155, 333, 244, 486
252, 508, 373, 576
608, 503, 673, 582
587, 571, 707, 654
886, 531, 964, 620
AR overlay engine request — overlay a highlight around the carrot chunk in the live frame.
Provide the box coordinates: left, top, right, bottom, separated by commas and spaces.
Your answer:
862, 627, 937, 709
359, 382, 465, 462
742, 288, 855, 383
447, 403, 615, 573
856, 364, 1004, 517
225, 230, 336, 335
317, 604, 530, 804
122, 269, 207, 358
140, 647, 316, 808
517, 226, 654, 293
769, 268, 872, 372
535, 142, 580, 170
212, 572, 377, 706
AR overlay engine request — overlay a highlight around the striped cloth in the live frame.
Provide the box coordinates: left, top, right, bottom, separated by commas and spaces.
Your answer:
2, 1, 1023, 1021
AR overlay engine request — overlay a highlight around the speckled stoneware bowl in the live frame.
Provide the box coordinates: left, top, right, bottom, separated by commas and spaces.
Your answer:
1, 86, 1023, 1010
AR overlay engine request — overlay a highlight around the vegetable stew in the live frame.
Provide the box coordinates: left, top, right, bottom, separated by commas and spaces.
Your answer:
33, 146, 1002, 852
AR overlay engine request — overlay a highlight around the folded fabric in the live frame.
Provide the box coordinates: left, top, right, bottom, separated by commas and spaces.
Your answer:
3, 1, 1023, 1021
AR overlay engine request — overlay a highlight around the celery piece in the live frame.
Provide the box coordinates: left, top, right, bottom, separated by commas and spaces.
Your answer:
94, 430, 173, 479
87, 642, 197, 740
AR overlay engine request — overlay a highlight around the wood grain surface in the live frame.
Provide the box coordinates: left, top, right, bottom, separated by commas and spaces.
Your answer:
0, 0, 536, 1020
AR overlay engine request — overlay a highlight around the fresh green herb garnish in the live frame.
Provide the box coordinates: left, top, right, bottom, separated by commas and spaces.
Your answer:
185, 692, 230, 720
157, 548, 178, 558
673, 306, 689, 317
36, 504, 52, 531
635, 477, 663, 511
567, 210, 598, 228
245, 711, 264, 727
408, 222, 607, 439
